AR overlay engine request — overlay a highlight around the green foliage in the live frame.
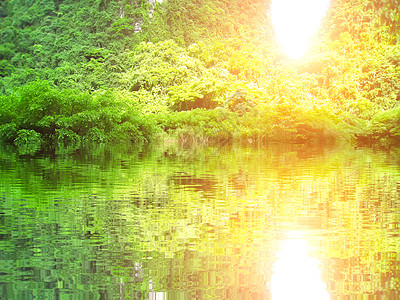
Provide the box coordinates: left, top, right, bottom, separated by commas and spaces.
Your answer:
0, 123, 18, 143
168, 75, 227, 111
56, 128, 82, 148
0, 81, 158, 152
14, 129, 43, 155
360, 105, 400, 145
370, 0, 400, 37
1, 0, 400, 147
0, 60, 15, 77
145, 0, 271, 45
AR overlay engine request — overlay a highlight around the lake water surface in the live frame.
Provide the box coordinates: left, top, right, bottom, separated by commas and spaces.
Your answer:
1, 144, 400, 299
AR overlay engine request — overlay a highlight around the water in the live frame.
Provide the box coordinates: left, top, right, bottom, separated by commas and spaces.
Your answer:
1, 143, 400, 299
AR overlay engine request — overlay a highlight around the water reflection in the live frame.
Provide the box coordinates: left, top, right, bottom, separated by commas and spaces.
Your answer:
271, 231, 330, 300
1, 144, 400, 298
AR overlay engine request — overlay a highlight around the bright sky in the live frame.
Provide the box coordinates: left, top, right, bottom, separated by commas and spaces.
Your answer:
270, 0, 331, 59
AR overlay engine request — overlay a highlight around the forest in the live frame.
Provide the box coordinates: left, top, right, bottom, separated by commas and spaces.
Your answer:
0, 0, 400, 154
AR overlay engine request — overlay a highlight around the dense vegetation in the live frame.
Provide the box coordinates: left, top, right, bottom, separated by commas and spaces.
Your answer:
0, 0, 400, 153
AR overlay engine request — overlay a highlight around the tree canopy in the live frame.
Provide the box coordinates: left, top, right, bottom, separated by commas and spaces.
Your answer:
0, 0, 400, 153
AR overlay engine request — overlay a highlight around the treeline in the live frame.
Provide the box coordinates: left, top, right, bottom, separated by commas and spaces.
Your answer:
0, 0, 400, 153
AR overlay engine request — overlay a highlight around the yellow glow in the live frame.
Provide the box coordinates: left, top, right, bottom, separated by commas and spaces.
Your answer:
270, 231, 330, 299
270, 0, 330, 59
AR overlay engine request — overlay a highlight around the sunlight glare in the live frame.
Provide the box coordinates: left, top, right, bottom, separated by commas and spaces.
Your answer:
270, 231, 330, 300
270, 0, 330, 59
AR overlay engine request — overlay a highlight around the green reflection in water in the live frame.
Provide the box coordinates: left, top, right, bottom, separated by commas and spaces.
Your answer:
0, 144, 400, 299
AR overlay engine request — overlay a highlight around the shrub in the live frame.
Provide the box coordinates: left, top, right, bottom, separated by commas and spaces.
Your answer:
0, 123, 17, 142
14, 129, 43, 154
0, 82, 158, 151
56, 128, 81, 148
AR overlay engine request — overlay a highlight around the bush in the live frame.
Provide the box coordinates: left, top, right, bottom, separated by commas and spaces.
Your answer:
0, 123, 17, 142
14, 129, 42, 154
0, 81, 158, 152
56, 128, 81, 148
359, 105, 400, 145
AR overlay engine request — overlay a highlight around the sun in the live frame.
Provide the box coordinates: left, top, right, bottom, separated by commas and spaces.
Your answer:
270, 0, 330, 59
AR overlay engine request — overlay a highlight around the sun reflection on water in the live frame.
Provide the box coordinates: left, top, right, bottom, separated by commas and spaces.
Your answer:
271, 231, 330, 300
